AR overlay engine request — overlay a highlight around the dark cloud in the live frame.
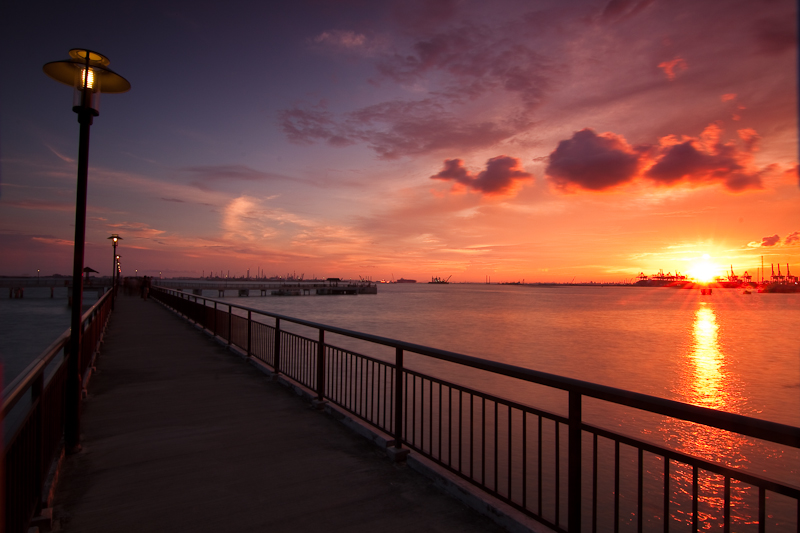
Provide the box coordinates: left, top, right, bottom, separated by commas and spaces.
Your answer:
545, 129, 642, 191
785, 231, 800, 245
281, 20, 553, 159
179, 165, 287, 182
600, 0, 655, 21
375, 27, 549, 112
646, 141, 763, 191
759, 234, 781, 247
392, 0, 459, 32
279, 108, 354, 147
753, 17, 797, 55
431, 156, 533, 196
546, 126, 767, 193
282, 99, 513, 160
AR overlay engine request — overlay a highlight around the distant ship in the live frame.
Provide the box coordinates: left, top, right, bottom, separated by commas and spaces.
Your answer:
428, 276, 452, 284
395, 278, 416, 283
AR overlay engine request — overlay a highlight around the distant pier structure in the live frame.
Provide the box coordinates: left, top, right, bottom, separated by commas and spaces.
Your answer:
155, 277, 377, 297
0, 276, 110, 300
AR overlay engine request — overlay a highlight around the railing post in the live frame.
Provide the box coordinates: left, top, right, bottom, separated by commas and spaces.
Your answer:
213, 301, 217, 337
568, 390, 582, 532
227, 304, 232, 345
394, 347, 403, 449
316, 329, 325, 402
33, 372, 44, 505
273, 318, 281, 375
247, 310, 252, 357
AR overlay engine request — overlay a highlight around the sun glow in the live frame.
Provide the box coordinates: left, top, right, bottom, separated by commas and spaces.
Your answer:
689, 254, 720, 283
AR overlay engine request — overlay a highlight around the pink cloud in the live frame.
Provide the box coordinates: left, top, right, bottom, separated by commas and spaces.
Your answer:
658, 57, 687, 81
431, 156, 533, 197
545, 129, 643, 191
785, 231, 800, 246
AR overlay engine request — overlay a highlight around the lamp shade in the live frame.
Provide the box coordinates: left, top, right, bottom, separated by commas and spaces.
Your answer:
43, 49, 130, 113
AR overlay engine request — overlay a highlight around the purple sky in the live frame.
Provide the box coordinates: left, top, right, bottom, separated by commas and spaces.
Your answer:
1, 0, 797, 282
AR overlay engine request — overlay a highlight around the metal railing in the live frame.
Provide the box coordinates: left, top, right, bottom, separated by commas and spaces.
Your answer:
151, 287, 800, 532
2, 289, 113, 533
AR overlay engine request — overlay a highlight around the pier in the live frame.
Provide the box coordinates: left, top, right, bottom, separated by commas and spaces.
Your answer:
4, 288, 799, 533
40, 296, 509, 532
155, 278, 378, 296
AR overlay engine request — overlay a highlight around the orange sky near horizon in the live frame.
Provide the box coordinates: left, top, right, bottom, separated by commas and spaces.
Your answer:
1, 0, 798, 282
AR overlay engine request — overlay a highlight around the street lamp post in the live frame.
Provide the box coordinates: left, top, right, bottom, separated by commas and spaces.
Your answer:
108, 234, 122, 305
44, 49, 130, 453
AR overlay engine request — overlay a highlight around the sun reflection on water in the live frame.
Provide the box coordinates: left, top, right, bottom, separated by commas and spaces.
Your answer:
688, 304, 727, 411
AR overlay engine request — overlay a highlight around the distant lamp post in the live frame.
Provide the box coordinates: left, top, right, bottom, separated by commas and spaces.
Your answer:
44, 49, 130, 453
108, 234, 122, 303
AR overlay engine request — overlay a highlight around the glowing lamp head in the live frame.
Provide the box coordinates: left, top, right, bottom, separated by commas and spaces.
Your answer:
107, 233, 122, 244
43, 49, 130, 116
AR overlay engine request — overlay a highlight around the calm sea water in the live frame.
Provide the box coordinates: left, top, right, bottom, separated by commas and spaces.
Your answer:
3, 284, 798, 525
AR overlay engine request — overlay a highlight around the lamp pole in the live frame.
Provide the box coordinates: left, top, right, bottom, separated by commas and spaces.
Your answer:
108, 234, 122, 306
44, 49, 129, 453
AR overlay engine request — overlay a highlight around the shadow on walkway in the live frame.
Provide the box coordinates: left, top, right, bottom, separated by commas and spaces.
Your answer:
53, 295, 509, 532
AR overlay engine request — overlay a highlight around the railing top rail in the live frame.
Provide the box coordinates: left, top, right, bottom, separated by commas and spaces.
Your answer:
156, 287, 800, 447
1, 289, 113, 418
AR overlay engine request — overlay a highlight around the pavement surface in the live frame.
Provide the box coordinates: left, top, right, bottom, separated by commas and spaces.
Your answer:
52, 295, 510, 532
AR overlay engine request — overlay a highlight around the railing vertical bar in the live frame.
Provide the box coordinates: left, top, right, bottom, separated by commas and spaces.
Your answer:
758, 486, 765, 533
459, 390, 463, 473
246, 310, 252, 357
494, 400, 499, 492
507, 405, 512, 500
372, 360, 376, 421
412, 374, 417, 447
569, 391, 582, 533
723, 476, 730, 533
470, 393, 475, 479
614, 440, 620, 533
638, 447, 644, 533
482, 396, 486, 486
227, 304, 232, 345
316, 329, 325, 401
555, 420, 560, 529
592, 432, 598, 533
273, 318, 281, 374
440, 383, 444, 461
429, 380, 434, 455
692, 466, 699, 533
538, 414, 543, 515
664, 458, 670, 533
447, 386, 452, 465
522, 410, 527, 512
393, 347, 403, 449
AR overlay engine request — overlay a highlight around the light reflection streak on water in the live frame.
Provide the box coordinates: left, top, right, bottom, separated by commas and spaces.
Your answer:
659, 302, 763, 528
689, 304, 727, 411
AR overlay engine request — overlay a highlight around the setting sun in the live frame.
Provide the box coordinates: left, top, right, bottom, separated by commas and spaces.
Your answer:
689, 254, 720, 283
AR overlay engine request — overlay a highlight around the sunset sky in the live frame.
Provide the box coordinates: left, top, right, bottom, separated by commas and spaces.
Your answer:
1, 0, 797, 282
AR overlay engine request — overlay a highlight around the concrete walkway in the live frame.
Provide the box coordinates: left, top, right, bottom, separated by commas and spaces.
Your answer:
52, 295, 511, 532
